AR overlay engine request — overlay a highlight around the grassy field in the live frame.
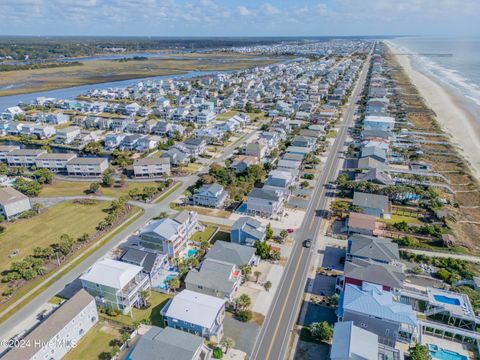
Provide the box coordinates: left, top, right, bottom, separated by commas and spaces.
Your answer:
100, 291, 171, 328
0, 206, 143, 323
0, 200, 110, 273
191, 224, 218, 243
64, 322, 121, 360
380, 214, 424, 226
170, 203, 231, 219
40, 180, 161, 198
0, 54, 279, 96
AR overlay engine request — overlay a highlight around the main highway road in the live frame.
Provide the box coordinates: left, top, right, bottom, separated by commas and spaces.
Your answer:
250, 55, 371, 360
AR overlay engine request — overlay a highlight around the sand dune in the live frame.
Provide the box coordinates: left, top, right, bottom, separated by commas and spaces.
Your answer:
386, 42, 480, 180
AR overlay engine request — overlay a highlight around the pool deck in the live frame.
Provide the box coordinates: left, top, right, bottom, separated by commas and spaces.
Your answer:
422, 334, 473, 359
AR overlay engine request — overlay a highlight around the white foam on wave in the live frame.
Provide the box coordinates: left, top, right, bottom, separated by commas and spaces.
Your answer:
389, 41, 480, 108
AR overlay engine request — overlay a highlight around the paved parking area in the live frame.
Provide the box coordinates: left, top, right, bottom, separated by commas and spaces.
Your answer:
301, 302, 336, 327
294, 341, 330, 360
308, 273, 336, 297
319, 246, 345, 271
288, 197, 310, 209
224, 315, 260, 355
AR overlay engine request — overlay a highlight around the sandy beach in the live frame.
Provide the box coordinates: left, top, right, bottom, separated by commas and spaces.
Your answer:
386, 42, 480, 181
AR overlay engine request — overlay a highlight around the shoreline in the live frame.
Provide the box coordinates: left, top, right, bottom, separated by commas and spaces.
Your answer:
386, 41, 480, 181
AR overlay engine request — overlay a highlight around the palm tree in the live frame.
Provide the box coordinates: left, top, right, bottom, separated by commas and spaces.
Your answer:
121, 332, 130, 348
240, 264, 252, 281
220, 336, 235, 354
167, 277, 180, 294
234, 294, 251, 312
254, 271, 262, 283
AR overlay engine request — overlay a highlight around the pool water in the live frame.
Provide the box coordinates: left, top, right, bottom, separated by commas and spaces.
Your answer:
237, 203, 248, 213
159, 274, 175, 289
434, 295, 461, 306
429, 344, 468, 360
186, 248, 197, 258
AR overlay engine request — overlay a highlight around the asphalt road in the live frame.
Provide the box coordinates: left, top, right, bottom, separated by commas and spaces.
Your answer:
250, 55, 371, 360
0, 127, 258, 341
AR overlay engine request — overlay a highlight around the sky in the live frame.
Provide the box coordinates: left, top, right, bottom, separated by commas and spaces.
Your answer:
0, 0, 479, 37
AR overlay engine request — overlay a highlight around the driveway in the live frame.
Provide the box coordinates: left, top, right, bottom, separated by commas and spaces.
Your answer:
224, 314, 260, 355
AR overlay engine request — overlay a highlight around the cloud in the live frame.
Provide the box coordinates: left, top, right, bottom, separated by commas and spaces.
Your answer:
261, 3, 281, 15
238, 5, 252, 16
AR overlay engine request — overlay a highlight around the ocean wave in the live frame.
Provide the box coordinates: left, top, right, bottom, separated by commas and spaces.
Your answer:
389, 41, 480, 107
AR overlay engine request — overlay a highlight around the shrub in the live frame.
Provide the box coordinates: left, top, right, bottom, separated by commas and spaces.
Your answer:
309, 321, 333, 341
213, 347, 223, 359
236, 309, 252, 322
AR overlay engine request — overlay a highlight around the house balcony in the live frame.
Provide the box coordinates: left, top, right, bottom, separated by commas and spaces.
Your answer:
118, 272, 150, 305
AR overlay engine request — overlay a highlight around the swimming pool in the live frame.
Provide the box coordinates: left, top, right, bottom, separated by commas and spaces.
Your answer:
434, 295, 461, 306
186, 248, 197, 258
429, 344, 468, 360
236, 203, 248, 213
159, 274, 175, 290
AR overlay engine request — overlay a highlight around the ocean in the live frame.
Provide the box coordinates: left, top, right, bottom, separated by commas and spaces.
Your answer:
389, 37, 480, 110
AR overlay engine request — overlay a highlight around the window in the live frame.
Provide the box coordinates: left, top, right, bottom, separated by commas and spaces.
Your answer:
79, 329, 84, 336
385, 329, 390, 335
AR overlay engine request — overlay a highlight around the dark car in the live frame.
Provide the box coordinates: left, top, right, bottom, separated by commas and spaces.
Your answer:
303, 239, 312, 248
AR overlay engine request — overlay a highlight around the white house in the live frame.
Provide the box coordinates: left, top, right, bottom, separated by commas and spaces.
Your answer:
133, 157, 171, 178
0, 187, 31, 220
55, 126, 81, 144
66, 157, 109, 177
35, 153, 78, 172
2, 289, 98, 360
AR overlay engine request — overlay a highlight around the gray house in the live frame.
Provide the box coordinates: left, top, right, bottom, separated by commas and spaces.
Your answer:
231, 216, 266, 246
192, 183, 228, 208
246, 188, 284, 218
352, 192, 391, 218
347, 234, 399, 264
185, 258, 242, 301
161, 289, 225, 341
128, 326, 212, 360
205, 241, 257, 267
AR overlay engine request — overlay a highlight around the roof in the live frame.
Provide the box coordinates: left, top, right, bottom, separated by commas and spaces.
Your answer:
186, 258, 237, 294
248, 187, 280, 202
67, 157, 108, 165
232, 216, 265, 241
163, 289, 225, 328
342, 283, 417, 326
80, 259, 142, 290
36, 152, 77, 160
120, 247, 164, 274
129, 326, 205, 360
348, 212, 379, 231
2, 290, 95, 360
141, 218, 180, 241
205, 241, 256, 266
330, 321, 379, 360
281, 153, 304, 161
195, 183, 224, 196
361, 146, 387, 160
349, 234, 399, 262
356, 168, 393, 185
8, 149, 46, 156
134, 156, 170, 166
0, 186, 28, 205
345, 258, 405, 289
352, 192, 389, 211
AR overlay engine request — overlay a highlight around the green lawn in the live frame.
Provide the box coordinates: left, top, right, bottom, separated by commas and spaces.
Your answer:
191, 225, 218, 243
380, 214, 423, 226
40, 180, 162, 198
48, 295, 64, 305
100, 291, 171, 328
211, 230, 231, 243
0, 200, 109, 274
64, 322, 121, 360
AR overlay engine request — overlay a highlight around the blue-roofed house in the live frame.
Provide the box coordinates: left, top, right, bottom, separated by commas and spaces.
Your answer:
338, 283, 417, 347
231, 216, 266, 246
